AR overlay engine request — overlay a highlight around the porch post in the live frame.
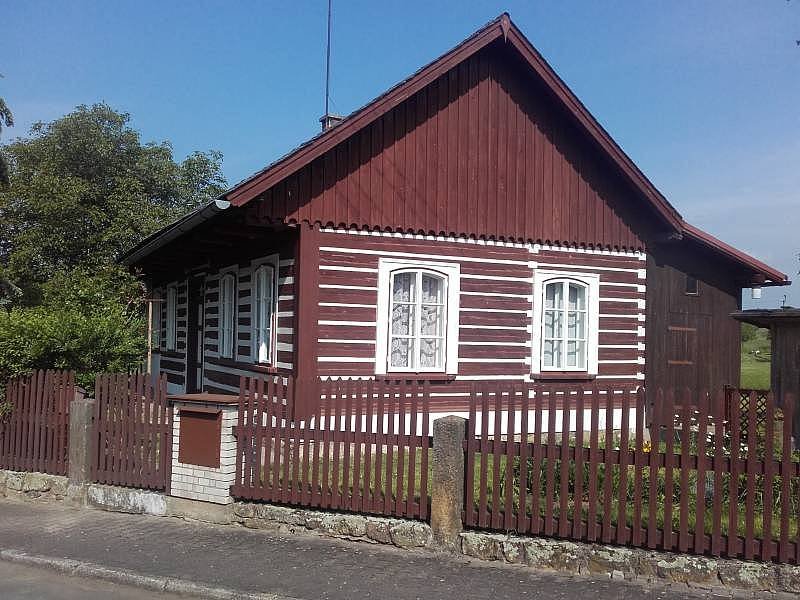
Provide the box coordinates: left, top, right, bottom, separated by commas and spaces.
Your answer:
293, 222, 320, 417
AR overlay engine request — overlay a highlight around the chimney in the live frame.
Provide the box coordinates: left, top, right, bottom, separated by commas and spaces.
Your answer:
319, 113, 344, 132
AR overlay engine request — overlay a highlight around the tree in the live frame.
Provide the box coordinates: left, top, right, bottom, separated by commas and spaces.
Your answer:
0, 103, 226, 300
0, 103, 227, 384
0, 75, 12, 187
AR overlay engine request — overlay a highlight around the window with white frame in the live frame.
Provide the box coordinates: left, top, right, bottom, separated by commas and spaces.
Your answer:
165, 285, 177, 351
219, 273, 236, 358
150, 292, 161, 349
253, 264, 277, 364
532, 271, 599, 375
375, 259, 460, 374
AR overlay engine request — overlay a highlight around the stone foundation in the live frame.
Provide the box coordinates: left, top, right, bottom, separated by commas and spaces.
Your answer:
459, 532, 800, 595
231, 502, 433, 549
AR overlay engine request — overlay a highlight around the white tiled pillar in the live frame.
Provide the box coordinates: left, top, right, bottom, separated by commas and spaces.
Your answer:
169, 400, 238, 505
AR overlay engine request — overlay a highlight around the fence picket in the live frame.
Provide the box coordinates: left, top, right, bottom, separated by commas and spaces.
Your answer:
744, 390, 758, 560
632, 388, 645, 547
779, 393, 793, 563
559, 389, 571, 538
762, 391, 776, 562
679, 389, 691, 553
617, 389, 630, 545
587, 386, 600, 542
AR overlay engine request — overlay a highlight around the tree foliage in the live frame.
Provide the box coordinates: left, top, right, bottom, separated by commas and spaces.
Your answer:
0, 103, 226, 298
0, 103, 226, 385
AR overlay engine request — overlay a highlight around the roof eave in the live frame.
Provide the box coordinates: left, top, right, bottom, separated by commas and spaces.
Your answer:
681, 221, 789, 286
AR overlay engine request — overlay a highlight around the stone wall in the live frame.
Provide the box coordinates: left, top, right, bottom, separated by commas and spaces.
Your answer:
0, 469, 68, 501
231, 502, 433, 549
460, 531, 800, 595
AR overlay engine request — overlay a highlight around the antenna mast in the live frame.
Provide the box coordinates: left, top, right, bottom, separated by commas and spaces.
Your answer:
324, 0, 332, 118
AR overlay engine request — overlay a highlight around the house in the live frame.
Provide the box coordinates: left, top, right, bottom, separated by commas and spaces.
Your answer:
122, 14, 788, 411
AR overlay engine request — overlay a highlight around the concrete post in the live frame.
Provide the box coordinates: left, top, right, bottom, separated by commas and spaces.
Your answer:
68, 397, 96, 485
430, 415, 466, 551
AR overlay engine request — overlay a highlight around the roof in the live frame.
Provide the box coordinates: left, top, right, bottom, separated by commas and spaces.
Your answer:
731, 308, 800, 327
224, 14, 684, 232
681, 222, 787, 285
123, 14, 789, 287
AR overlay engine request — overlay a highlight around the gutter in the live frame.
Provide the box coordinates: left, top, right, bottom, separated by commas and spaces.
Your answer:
120, 199, 231, 266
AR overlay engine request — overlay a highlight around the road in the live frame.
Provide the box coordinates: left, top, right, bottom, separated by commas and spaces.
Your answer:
0, 560, 184, 600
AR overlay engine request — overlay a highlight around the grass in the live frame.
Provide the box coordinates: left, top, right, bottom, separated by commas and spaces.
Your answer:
741, 325, 771, 390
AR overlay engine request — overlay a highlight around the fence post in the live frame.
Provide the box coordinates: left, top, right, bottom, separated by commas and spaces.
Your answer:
68, 397, 96, 486
431, 415, 466, 551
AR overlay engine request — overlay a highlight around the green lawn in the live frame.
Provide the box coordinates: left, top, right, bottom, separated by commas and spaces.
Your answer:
740, 324, 771, 390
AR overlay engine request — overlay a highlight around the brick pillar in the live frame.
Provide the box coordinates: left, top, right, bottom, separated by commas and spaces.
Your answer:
169, 400, 238, 505
430, 415, 466, 551
68, 397, 96, 485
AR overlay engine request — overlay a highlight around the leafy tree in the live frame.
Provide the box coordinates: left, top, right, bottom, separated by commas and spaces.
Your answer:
0, 103, 226, 300
0, 103, 226, 385
0, 75, 12, 186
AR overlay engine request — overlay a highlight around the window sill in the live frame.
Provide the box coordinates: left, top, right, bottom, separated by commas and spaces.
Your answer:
378, 373, 456, 382
533, 372, 596, 381
207, 357, 290, 375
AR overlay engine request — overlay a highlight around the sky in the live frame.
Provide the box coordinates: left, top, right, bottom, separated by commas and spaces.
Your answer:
2, 1, 798, 307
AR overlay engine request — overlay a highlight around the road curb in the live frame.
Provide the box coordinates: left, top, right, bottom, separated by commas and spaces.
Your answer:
0, 548, 301, 600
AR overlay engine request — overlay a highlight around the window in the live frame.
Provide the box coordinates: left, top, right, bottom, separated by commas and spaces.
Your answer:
165, 285, 177, 351
542, 280, 588, 370
532, 271, 599, 375
685, 275, 699, 296
150, 292, 161, 349
219, 273, 236, 358
375, 258, 460, 375
253, 264, 277, 364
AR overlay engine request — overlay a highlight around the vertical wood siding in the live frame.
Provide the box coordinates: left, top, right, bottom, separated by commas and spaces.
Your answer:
646, 246, 741, 393
250, 43, 652, 251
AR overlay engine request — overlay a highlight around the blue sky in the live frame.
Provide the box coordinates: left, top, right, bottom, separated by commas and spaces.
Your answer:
3, 1, 798, 306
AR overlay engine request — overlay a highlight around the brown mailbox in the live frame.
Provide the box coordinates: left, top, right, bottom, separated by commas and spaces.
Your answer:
178, 408, 222, 468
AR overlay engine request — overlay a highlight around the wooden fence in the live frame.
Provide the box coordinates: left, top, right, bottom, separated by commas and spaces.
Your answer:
464, 383, 799, 565
92, 372, 171, 490
231, 377, 431, 520
0, 370, 74, 476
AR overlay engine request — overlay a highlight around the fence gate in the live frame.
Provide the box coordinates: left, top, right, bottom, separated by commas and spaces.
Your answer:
92, 373, 171, 490
0, 370, 74, 476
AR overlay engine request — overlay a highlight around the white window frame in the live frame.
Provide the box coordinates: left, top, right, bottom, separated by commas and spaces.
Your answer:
218, 271, 237, 359
165, 285, 177, 352
531, 270, 599, 375
251, 255, 280, 365
150, 291, 162, 349
375, 258, 460, 375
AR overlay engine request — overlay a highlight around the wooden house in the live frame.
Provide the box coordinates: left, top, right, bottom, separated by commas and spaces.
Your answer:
122, 15, 788, 410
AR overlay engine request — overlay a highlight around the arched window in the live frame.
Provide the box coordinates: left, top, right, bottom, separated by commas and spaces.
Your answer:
253, 264, 276, 364
389, 269, 447, 370
219, 273, 236, 358
542, 279, 589, 371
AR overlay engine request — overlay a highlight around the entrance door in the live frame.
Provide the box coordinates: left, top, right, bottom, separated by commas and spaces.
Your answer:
185, 276, 205, 393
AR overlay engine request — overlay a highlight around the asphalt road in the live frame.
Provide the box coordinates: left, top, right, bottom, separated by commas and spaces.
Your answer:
0, 560, 185, 600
